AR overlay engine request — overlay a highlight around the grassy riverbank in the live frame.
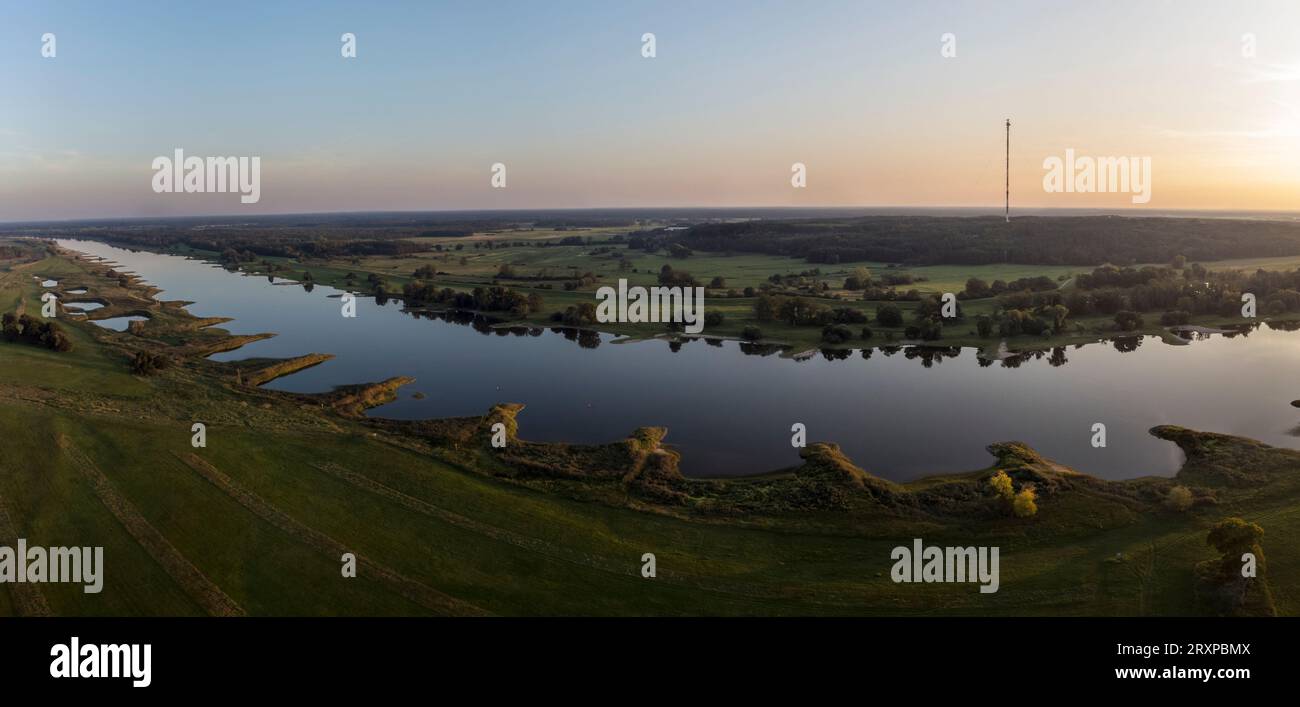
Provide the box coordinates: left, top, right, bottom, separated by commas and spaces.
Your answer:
137, 235, 1300, 354
0, 241, 1295, 616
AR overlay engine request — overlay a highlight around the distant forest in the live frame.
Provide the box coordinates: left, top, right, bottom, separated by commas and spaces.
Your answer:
682, 216, 1300, 266
12, 212, 1300, 268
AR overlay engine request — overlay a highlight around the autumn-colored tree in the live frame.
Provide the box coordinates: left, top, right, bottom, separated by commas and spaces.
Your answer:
987, 470, 1014, 502
1013, 486, 1038, 518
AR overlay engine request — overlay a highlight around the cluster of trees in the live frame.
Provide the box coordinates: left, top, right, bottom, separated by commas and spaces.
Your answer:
561, 272, 600, 291
1113, 310, 1144, 331
754, 294, 870, 327
682, 216, 1300, 266
977, 304, 1070, 338
1075, 264, 1169, 289
552, 302, 597, 326
820, 324, 855, 344
876, 297, 954, 340
962, 275, 1057, 300
988, 470, 1038, 517
401, 283, 542, 316
219, 248, 258, 266
842, 266, 873, 290
1063, 265, 1300, 319
657, 264, 699, 287
768, 268, 824, 285
1, 313, 73, 352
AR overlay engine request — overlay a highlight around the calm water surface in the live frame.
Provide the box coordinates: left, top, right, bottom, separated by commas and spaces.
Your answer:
58, 239, 1300, 481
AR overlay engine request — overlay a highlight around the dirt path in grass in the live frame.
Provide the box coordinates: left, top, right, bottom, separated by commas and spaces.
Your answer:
0, 494, 53, 616
174, 452, 489, 617
57, 435, 246, 616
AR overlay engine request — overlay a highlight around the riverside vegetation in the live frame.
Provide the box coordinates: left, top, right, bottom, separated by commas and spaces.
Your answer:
17, 213, 1300, 354
0, 221, 1294, 616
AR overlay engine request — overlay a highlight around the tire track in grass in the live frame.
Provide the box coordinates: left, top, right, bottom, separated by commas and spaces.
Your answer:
0, 494, 53, 616
173, 452, 488, 617
56, 434, 246, 617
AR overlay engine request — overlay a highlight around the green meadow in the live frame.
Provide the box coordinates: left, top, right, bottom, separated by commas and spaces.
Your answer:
1, 244, 1295, 616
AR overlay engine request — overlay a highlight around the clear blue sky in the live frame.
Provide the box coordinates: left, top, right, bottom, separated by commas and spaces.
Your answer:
3, 0, 1300, 219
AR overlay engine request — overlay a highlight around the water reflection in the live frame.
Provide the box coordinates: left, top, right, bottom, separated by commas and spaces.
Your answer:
54, 238, 1300, 482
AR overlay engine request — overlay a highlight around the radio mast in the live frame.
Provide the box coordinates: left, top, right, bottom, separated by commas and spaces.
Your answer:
1004, 118, 1011, 223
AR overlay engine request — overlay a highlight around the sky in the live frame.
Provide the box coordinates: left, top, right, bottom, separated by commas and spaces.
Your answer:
3, 0, 1300, 221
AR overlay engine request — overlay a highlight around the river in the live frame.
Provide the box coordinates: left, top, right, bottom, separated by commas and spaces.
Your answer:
57, 239, 1300, 481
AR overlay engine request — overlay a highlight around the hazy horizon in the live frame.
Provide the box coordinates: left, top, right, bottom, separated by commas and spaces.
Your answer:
10, 205, 1300, 228
6, 0, 1300, 220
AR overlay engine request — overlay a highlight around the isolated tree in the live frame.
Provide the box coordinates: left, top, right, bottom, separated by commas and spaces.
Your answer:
1, 312, 19, 342
1047, 304, 1070, 332
1013, 486, 1038, 517
876, 304, 904, 328
1199, 517, 1274, 615
1165, 486, 1194, 512
1206, 518, 1263, 573
129, 351, 170, 376
988, 470, 1014, 502
964, 277, 991, 299
1114, 310, 1143, 331
753, 294, 779, 322
844, 266, 873, 290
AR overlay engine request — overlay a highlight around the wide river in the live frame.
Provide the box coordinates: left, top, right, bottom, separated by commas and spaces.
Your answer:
58, 239, 1300, 482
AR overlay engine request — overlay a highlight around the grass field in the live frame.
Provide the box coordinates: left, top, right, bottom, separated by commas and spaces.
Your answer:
1, 243, 1296, 616
151, 232, 1300, 353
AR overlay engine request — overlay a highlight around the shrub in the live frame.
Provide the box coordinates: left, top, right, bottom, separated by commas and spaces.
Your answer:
1165, 485, 1194, 512
1, 313, 72, 352
129, 350, 170, 376
1013, 486, 1038, 517
740, 325, 762, 341
876, 304, 904, 327
988, 470, 1014, 502
821, 324, 854, 344
1114, 310, 1144, 331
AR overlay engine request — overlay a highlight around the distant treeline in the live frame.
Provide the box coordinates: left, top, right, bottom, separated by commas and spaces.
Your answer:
86, 231, 428, 259
682, 216, 1300, 266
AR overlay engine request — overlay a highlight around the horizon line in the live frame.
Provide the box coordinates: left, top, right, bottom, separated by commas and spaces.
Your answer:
6, 204, 1300, 227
